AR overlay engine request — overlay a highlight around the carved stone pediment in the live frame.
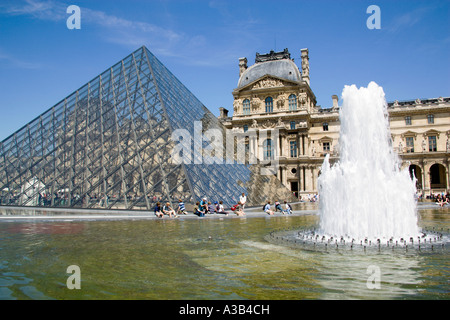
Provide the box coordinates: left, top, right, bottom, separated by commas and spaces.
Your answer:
401, 130, 417, 138
252, 77, 286, 90
423, 129, 440, 138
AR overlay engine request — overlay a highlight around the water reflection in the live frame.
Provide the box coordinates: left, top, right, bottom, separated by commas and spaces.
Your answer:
5, 222, 84, 235
0, 207, 448, 299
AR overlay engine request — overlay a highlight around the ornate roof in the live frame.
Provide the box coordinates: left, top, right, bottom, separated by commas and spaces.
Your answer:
237, 49, 302, 89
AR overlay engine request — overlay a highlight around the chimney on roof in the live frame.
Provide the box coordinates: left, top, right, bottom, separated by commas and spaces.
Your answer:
332, 95, 339, 109
239, 57, 248, 77
301, 48, 310, 85
219, 107, 229, 119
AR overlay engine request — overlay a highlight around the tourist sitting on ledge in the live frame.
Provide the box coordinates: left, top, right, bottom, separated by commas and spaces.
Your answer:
200, 197, 209, 214
284, 201, 293, 214
264, 201, 274, 215
208, 201, 215, 214
194, 201, 205, 217
231, 201, 245, 216
437, 195, 449, 207
162, 202, 177, 218
235, 202, 245, 216
275, 200, 283, 213
154, 202, 163, 218
177, 199, 187, 215
215, 201, 229, 215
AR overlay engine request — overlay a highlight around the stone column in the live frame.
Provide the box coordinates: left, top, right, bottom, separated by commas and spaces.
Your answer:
304, 166, 313, 192
423, 161, 430, 196
311, 167, 317, 192
446, 161, 450, 193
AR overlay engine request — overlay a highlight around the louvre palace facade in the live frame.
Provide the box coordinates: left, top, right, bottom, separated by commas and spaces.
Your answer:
219, 48, 450, 198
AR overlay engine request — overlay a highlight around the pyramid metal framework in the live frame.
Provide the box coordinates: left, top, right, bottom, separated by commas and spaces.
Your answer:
0, 46, 295, 210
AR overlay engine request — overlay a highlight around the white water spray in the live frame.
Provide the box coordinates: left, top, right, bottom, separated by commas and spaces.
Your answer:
318, 82, 419, 241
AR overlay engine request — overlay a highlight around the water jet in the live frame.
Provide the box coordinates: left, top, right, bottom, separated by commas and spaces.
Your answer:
268, 82, 449, 253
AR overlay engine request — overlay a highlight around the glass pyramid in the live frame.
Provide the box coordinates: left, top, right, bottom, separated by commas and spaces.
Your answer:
0, 46, 295, 210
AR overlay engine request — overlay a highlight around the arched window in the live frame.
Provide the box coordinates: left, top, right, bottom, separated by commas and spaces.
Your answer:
265, 97, 273, 113
243, 99, 251, 115
288, 94, 297, 111
430, 163, 446, 188
263, 139, 274, 160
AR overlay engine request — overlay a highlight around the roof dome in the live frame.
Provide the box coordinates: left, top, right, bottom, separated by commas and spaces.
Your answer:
237, 59, 302, 89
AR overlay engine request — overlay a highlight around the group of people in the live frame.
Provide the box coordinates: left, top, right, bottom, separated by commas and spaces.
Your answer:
263, 200, 293, 215
193, 199, 235, 217
304, 193, 319, 203
153, 193, 246, 218
434, 193, 450, 207
152, 193, 294, 218
153, 201, 181, 218
191, 193, 248, 217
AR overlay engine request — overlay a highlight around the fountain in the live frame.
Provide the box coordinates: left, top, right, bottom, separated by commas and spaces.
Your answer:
268, 82, 448, 253
318, 82, 419, 241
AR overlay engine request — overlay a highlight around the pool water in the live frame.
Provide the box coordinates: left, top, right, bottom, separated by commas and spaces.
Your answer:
0, 205, 448, 300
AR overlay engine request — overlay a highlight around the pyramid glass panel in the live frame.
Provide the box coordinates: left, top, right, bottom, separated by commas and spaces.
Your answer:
0, 46, 295, 210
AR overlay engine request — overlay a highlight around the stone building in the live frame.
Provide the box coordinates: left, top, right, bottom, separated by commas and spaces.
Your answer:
219, 48, 450, 197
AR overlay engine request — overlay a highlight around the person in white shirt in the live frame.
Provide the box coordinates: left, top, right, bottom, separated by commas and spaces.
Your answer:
215, 201, 229, 215
239, 193, 247, 209
284, 201, 292, 214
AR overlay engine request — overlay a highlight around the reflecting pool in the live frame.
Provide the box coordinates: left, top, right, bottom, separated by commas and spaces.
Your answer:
0, 204, 448, 300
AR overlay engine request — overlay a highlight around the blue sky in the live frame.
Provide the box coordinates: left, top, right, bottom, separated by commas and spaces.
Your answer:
0, 0, 449, 140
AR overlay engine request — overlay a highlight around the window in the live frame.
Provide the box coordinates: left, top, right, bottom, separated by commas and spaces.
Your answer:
290, 141, 297, 158
323, 122, 329, 131
288, 94, 297, 111
428, 136, 437, 152
290, 121, 296, 130
323, 142, 330, 153
405, 116, 411, 125
243, 99, 251, 115
427, 114, 434, 124
265, 97, 273, 113
406, 137, 414, 153
243, 124, 248, 132
263, 139, 273, 160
